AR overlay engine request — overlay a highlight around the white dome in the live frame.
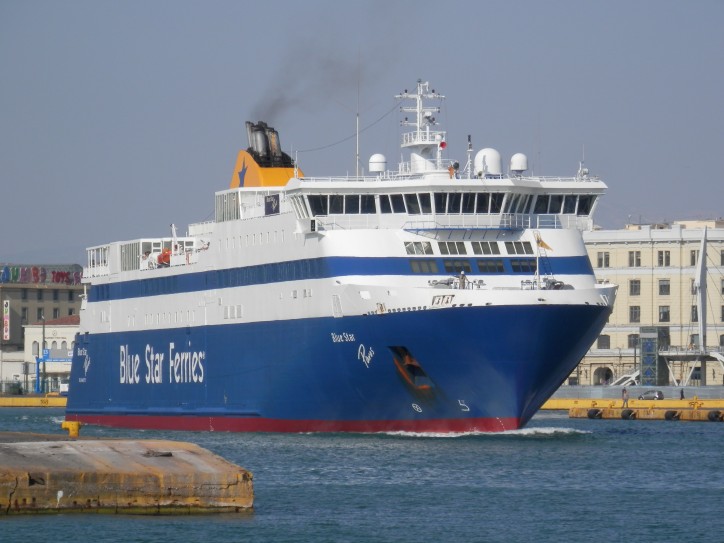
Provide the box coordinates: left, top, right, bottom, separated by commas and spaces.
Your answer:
474, 148, 502, 177
510, 153, 528, 174
369, 153, 387, 173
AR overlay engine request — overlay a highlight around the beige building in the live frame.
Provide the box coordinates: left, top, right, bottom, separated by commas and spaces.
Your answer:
0, 263, 83, 393
574, 220, 724, 387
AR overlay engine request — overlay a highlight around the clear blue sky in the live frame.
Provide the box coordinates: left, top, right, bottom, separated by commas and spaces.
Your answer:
2, 0, 723, 264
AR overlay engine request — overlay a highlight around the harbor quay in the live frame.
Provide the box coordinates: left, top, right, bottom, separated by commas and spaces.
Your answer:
0, 431, 254, 515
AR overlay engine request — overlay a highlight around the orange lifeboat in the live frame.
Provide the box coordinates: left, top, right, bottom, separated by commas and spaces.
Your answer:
157, 248, 172, 267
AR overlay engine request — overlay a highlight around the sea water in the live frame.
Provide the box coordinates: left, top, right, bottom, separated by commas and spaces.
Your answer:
1, 408, 721, 543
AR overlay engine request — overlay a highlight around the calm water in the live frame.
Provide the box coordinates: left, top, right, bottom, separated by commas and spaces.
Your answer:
1, 408, 722, 542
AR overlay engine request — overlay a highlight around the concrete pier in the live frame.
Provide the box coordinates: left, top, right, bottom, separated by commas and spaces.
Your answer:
0, 433, 253, 514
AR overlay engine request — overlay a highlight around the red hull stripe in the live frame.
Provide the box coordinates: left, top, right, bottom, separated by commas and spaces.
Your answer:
66, 414, 520, 433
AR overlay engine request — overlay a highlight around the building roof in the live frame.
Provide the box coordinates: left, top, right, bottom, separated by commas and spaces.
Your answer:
28, 315, 80, 327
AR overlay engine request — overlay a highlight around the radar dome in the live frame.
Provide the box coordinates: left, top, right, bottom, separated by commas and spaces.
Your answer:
474, 148, 502, 177
510, 153, 528, 174
369, 153, 387, 173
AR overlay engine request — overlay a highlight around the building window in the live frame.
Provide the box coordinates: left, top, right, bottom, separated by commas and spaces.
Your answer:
21, 288, 28, 300
628, 251, 641, 267
721, 250, 724, 266
21, 307, 28, 323
658, 279, 670, 296
720, 334, 724, 348
629, 280, 641, 296
657, 250, 670, 267
68, 308, 75, 316
597, 335, 611, 349
629, 306, 640, 323
53, 308, 60, 319
721, 279, 724, 295
68, 291, 75, 302
37, 290, 43, 301
691, 306, 698, 323
627, 334, 639, 349
690, 250, 699, 266
597, 252, 610, 268
659, 306, 670, 323
36, 308, 44, 321
53, 289, 59, 301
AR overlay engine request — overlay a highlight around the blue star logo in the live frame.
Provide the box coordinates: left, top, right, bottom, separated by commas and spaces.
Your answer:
238, 159, 248, 186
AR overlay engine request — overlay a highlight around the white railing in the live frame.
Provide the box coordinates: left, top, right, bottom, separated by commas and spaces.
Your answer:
311, 213, 591, 232
401, 130, 445, 146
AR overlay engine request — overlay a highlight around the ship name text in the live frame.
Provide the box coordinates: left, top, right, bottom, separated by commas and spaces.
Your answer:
120, 343, 205, 385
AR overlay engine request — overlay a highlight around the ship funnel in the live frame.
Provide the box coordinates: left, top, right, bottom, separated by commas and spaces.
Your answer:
245, 121, 294, 168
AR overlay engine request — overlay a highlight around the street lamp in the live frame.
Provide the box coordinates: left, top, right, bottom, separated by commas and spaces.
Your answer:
41, 315, 46, 394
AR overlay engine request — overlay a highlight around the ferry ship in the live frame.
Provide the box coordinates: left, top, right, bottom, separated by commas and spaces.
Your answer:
66, 80, 617, 432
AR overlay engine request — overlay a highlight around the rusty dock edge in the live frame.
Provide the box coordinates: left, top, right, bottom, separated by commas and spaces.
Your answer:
0, 434, 253, 515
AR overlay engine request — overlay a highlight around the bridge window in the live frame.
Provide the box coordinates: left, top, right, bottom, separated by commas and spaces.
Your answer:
461, 193, 476, 213
391, 194, 406, 213
308, 195, 328, 216
548, 195, 563, 214
360, 195, 376, 214
329, 195, 343, 214
475, 193, 489, 213
577, 195, 595, 216
345, 195, 360, 214
490, 193, 504, 213
534, 195, 549, 214
443, 259, 471, 273
404, 194, 421, 214
477, 259, 505, 273
418, 193, 432, 213
562, 195, 576, 214
447, 193, 462, 213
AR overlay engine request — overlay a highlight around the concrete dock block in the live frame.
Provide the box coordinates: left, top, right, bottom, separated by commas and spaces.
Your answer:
0, 437, 253, 514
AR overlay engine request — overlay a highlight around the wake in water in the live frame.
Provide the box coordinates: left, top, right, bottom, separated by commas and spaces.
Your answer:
379, 427, 591, 439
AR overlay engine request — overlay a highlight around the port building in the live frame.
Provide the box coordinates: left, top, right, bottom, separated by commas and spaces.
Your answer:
0, 264, 83, 393
574, 220, 724, 387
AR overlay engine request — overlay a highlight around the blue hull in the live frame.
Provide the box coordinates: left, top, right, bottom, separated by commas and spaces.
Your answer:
66, 303, 610, 432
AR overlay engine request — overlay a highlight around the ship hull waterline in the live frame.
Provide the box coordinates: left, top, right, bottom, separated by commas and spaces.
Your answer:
66, 303, 610, 433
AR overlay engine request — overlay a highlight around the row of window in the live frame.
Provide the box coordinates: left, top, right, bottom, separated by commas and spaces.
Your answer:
405, 240, 533, 257
20, 306, 75, 322
597, 334, 724, 349
19, 289, 76, 302
625, 305, 724, 323
409, 258, 536, 274
303, 192, 596, 217
596, 249, 724, 268
629, 278, 724, 296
